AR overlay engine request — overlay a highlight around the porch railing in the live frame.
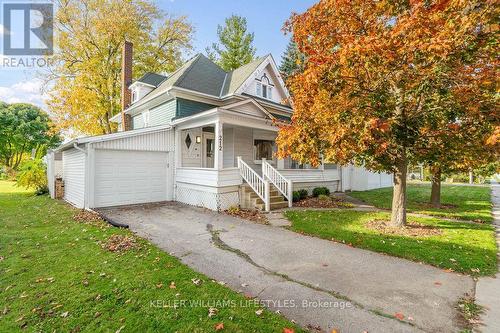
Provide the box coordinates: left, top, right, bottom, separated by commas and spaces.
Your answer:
237, 156, 270, 211
262, 159, 293, 207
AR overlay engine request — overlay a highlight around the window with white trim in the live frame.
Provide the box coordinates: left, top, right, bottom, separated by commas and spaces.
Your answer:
131, 89, 137, 103
254, 139, 274, 161
255, 74, 273, 100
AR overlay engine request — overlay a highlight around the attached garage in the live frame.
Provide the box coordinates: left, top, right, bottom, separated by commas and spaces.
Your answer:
49, 125, 175, 209
93, 150, 170, 207
63, 148, 86, 208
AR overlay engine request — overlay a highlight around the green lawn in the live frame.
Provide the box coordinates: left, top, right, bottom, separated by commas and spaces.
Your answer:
349, 183, 493, 223
0, 181, 302, 333
285, 210, 497, 276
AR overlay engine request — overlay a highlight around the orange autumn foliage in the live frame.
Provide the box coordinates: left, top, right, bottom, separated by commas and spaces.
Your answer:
277, 0, 499, 173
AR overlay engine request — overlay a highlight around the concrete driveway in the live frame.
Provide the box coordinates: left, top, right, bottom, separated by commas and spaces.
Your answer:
99, 203, 474, 333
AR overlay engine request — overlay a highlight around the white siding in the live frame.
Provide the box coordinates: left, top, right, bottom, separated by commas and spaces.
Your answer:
93, 129, 174, 152
223, 127, 234, 167
175, 168, 241, 211
233, 127, 253, 167
63, 148, 86, 208
46, 152, 55, 198
176, 168, 241, 187
226, 102, 267, 118
243, 65, 286, 104
342, 166, 393, 191
93, 150, 171, 207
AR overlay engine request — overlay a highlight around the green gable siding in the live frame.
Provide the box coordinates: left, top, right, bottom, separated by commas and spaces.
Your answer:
150, 99, 176, 126
131, 99, 176, 130
176, 98, 216, 119
132, 114, 144, 129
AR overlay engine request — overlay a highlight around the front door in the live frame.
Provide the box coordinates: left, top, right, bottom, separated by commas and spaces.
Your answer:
202, 133, 215, 168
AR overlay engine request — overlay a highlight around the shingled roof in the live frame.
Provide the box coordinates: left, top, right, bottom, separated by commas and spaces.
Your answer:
136, 72, 167, 87
127, 53, 274, 110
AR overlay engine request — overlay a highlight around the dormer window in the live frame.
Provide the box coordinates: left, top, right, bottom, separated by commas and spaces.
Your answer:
255, 74, 273, 100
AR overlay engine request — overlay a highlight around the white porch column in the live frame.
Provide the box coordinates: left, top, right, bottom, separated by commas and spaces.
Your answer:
214, 120, 223, 170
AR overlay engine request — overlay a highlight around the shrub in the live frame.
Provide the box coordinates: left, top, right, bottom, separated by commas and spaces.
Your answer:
292, 191, 301, 202
312, 187, 330, 197
16, 159, 48, 195
298, 189, 308, 200
227, 205, 240, 214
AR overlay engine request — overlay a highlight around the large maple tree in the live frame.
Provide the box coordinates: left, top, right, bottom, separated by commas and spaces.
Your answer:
277, 0, 499, 226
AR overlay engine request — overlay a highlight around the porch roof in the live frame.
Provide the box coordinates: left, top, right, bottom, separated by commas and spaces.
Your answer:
171, 107, 283, 131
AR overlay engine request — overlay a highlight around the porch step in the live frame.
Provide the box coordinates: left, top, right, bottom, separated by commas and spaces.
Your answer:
254, 195, 286, 204
240, 183, 289, 211
255, 201, 289, 211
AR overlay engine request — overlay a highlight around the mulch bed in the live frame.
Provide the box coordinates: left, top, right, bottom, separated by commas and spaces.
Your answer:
102, 234, 138, 252
223, 209, 269, 224
365, 219, 442, 237
294, 196, 354, 209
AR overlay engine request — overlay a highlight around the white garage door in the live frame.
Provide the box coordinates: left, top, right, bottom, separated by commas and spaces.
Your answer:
94, 149, 171, 207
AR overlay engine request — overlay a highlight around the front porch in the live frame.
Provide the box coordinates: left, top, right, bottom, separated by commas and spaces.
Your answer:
172, 107, 340, 211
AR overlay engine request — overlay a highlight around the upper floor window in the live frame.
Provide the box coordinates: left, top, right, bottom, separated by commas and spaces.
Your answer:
255, 74, 273, 100
131, 89, 138, 103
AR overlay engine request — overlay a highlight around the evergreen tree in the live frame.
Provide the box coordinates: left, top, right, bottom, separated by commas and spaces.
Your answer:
206, 15, 256, 71
279, 39, 306, 82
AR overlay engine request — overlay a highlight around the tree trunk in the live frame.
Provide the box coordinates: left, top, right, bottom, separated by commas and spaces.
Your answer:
469, 170, 474, 184
390, 159, 407, 227
430, 167, 441, 207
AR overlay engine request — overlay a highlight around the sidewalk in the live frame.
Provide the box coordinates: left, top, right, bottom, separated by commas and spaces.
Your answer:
475, 183, 500, 332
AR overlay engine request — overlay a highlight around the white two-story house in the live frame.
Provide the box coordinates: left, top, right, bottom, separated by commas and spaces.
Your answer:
47, 43, 392, 212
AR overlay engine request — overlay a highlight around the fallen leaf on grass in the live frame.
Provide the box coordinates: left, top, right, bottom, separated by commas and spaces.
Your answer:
283, 328, 295, 333
2, 307, 9, 315
115, 325, 125, 333
169, 281, 176, 289
156, 283, 163, 289
394, 312, 405, 320
60, 311, 69, 318
255, 309, 263, 316
191, 278, 201, 285
214, 322, 224, 331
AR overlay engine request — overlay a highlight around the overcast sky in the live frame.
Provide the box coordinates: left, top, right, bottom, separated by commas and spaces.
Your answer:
0, 0, 315, 109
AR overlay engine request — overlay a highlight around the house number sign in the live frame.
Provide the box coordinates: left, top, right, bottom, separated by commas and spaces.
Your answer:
218, 135, 223, 151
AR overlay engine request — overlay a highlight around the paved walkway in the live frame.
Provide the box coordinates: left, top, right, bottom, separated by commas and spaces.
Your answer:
475, 183, 500, 333
100, 203, 474, 333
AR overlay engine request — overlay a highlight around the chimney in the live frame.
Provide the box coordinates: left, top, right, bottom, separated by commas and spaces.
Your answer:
121, 41, 133, 131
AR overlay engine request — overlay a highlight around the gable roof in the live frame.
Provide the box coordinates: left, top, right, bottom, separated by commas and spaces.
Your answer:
175, 54, 226, 96
136, 72, 167, 87
220, 56, 268, 96
125, 53, 289, 112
